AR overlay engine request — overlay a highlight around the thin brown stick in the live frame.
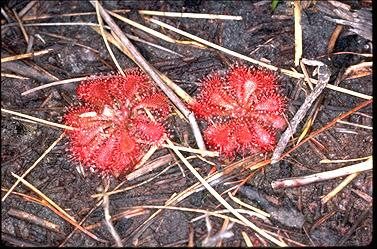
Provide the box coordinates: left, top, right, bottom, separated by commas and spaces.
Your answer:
12, 8, 29, 43
2, 233, 44, 247
2, 61, 58, 82
327, 24, 344, 55
89, 1, 205, 150
18, 0, 36, 18
8, 208, 62, 234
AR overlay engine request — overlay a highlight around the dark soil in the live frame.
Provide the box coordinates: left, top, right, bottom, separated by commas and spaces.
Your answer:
1, 0, 373, 247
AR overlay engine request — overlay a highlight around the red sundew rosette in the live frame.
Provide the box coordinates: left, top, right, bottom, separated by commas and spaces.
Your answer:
190, 65, 286, 159
64, 69, 170, 176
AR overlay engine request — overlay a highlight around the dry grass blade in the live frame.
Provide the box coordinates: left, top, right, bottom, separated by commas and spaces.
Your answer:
148, 18, 276, 70
84, 209, 146, 231
126, 154, 173, 181
337, 120, 372, 130
320, 155, 372, 164
227, 192, 270, 218
321, 172, 359, 204
2, 22, 105, 28
271, 157, 372, 189
1, 108, 75, 130
133, 145, 158, 170
215, 218, 230, 246
12, 8, 29, 43
191, 208, 270, 223
161, 143, 219, 157
21, 9, 130, 21
2, 132, 65, 202
109, 11, 206, 48
296, 113, 315, 145
300, 60, 314, 90
244, 99, 372, 174
294, 1, 303, 66
343, 61, 373, 80
327, 24, 344, 55
1, 49, 54, 63
148, 18, 372, 100
1, 73, 29, 79
95, 0, 124, 75
120, 31, 184, 57
130, 205, 265, 227
21, 76, 87, 95
242, 231, 253, 247
138, 10, 242, 20
10, 173, 73, 221
164, 138, 287, 247
10, 173, 107, 243
59, 200, 104, 246
282, 99, 372, 157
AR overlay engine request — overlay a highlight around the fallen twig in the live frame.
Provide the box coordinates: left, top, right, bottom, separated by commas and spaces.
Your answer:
8, 208, 62, 234
101, 179, 123, 247
271, 59, 330, 164
271, 158, 372, 189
